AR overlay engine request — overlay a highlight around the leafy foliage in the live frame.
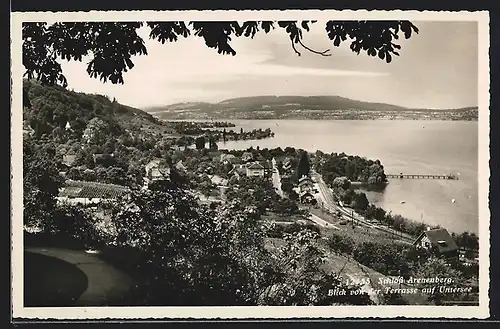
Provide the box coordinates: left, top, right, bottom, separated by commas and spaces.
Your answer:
99, 188, 372, 305
414, 257, 472, 305
23, 136, 64, 228
22, 21, 418, 87
315, 152, 387, 184
328, 231, 430, 278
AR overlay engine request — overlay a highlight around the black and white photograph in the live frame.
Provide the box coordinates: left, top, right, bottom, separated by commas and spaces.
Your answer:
11, 10, 490, 319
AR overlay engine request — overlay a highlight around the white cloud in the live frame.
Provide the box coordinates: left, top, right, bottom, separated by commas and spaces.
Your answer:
59, 29, 387, 108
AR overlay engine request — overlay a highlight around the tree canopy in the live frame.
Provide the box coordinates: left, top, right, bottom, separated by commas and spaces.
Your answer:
22, 20, 419, 87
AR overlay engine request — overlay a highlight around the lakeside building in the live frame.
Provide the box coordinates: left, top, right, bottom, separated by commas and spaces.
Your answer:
56, 180, 130, 206
413, 228, 459, 261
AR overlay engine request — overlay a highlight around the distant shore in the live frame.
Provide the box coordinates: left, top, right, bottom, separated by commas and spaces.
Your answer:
156, 116, 478, 122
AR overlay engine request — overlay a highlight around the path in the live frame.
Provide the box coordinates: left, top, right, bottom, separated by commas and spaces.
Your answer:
271, 158, 285, 198
308, 213, 341, 230
26, 247, 134, 306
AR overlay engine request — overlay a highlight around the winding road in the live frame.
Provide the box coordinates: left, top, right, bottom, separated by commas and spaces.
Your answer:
25, 247, 134, 306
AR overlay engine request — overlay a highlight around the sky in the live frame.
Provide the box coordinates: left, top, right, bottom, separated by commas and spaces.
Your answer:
59, 21, 478, 110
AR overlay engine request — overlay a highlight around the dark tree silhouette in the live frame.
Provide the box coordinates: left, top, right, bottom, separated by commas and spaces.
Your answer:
22, 21, 419, 87
297, 151, 311, 179
195, 136, 206, 150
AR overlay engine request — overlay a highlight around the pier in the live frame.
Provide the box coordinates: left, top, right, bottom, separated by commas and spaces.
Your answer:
386, 173, 458, 180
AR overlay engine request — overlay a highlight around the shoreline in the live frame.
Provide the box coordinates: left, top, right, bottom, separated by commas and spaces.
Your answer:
158, 117, 478, 122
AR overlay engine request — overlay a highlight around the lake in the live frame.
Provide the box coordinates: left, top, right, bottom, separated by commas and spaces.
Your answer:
218, 120, 479, 234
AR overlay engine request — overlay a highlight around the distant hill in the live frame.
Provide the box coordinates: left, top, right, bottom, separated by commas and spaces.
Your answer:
146, 95, 478, 121
23, 80, 176, 139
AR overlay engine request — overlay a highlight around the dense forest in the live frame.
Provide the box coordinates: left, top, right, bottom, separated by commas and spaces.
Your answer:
314, 151, 387, 185
22, 80, 188, 188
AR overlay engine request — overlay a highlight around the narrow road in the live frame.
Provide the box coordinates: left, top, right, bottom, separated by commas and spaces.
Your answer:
271, 158, 285, 198
26, 247, 134, 306
308, 213, 341, 230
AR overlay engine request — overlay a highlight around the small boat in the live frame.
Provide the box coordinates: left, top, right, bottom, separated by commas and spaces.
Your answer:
452, 199, 456, 203
400, 200, 406, 204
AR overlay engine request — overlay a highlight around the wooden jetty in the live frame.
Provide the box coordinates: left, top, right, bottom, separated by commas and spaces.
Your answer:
386, 173, 458, 180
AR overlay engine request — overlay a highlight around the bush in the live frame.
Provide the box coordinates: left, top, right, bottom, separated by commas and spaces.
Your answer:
43, 204, 105, 248
328, 233, 355, 255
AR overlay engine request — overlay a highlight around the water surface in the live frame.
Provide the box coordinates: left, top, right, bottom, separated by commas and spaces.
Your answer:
219, 120, 478, 234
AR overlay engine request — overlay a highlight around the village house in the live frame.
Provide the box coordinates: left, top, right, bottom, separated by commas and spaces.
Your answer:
144, 158, 171, 188
241, 151, 254, 163
56, 180, 130, 206
220, 153, 237, 164
299, 190, 316, 205
298, 175, 314, 193
175, 160, 187, 172
413, 228, 459, 261
246, 162, 265, 177
93, 153, 110, 162
228, 164, 247, 179
23, 120, 35, 136
282, 158, 292, 172
257, 160, 273, 176
65, 121, 73, 131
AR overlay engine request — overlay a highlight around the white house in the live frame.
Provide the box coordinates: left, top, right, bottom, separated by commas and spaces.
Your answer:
144, 158, 171, 188
246, 162, 265, 177
65, 121, 73, 131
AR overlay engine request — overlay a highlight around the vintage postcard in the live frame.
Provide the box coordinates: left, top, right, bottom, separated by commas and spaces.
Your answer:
11, 10, 490, 320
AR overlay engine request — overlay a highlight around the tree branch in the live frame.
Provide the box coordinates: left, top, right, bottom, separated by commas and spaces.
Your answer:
290, 40, 301, 56
298, 39, 332, 57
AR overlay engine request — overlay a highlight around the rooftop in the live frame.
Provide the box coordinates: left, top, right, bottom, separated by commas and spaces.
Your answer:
415, 228, 458, 254
247, 163, 265, 170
